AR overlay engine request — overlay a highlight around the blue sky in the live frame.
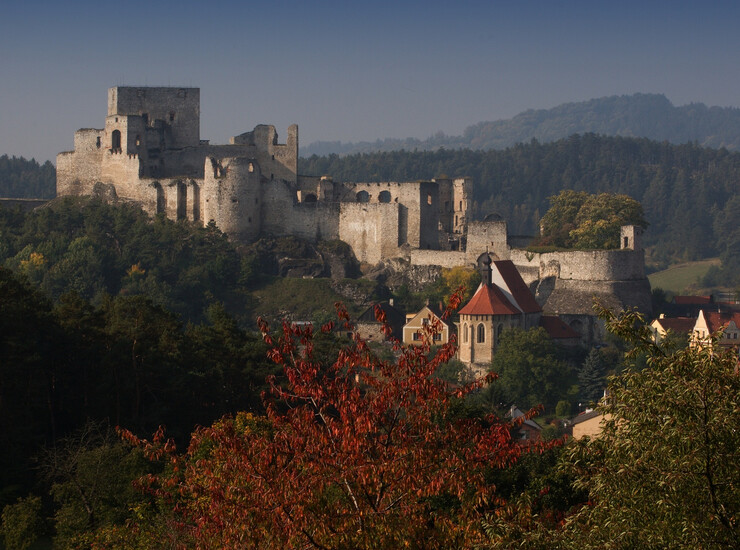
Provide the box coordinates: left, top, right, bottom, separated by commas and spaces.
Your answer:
2, 0, 739, 163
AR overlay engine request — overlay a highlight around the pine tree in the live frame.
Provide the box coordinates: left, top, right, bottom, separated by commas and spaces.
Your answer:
578, 348, 607, 405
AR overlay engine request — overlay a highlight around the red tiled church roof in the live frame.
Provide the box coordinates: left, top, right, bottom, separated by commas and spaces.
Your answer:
493, 260, 542, 314
459, 283, 520, 316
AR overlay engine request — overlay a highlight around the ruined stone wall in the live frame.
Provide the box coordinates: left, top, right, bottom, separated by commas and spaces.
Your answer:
288, 202, 341, 242
339, 203, 400, 264
509, 248, 646, 283
453, 177, 472, 233
108, 87, 200, 148
56, 129, 105, 196
465, 221, 510, 262
229, 125, 297, 183
407, 249, 467, 269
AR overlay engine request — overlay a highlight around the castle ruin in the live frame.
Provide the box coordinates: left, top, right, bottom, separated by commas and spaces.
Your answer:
57, 87, 471, 265
57, 86, 652, 342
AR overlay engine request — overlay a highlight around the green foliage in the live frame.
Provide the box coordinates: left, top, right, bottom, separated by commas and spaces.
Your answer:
1, 495, 44, 550
38, 422, 151, 548
489, 328, 576, 413
578, 348, 607, 405
537, 190, 646, 249
0, 197, 248, 323
558, 308, 740, 549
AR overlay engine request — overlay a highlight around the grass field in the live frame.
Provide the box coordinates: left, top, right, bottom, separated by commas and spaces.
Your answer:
648, 258, 720, 293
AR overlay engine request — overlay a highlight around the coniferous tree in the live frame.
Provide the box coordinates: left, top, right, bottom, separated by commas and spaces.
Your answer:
578, 348, 607, 406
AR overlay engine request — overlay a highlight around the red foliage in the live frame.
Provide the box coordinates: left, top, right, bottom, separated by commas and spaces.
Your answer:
121, 297, 556, 548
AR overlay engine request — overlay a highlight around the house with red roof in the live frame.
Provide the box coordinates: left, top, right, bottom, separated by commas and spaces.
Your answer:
691, 309, 740, 352
649, 314, 696, 345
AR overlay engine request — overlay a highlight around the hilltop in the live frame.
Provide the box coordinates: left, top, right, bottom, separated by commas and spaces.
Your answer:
303, 93, 740, 155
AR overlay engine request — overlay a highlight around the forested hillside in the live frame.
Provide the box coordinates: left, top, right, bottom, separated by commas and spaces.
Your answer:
303, 93, 740, 155
301, 134, 740, 276
0, 155, 55, 198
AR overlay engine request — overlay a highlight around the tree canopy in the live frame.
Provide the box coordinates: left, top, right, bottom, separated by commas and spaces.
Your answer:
536, 190, 647, 249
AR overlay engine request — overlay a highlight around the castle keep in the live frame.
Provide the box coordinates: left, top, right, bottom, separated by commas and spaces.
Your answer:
57, 87, 471, 265
57, 86, 652, 343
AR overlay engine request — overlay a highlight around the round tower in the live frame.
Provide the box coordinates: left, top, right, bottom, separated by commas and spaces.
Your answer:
202, 156, 262, 242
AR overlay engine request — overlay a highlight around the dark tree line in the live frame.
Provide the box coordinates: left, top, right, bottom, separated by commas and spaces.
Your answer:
0, 155, 55, 199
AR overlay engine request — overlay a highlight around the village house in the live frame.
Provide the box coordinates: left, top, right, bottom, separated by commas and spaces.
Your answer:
402, 302, 453, 346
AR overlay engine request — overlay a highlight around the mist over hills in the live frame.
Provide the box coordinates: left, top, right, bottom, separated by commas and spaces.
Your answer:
302, 94, 740, 156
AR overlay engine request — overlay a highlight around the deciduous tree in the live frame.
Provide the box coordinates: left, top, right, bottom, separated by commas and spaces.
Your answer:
117, 301, 555, 549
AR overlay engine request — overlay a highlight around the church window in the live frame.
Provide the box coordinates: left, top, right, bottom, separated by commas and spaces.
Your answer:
477, 324, 485, 343
356, 190, 369, 203
462, 323, 468, 343
378, 190, 391, 203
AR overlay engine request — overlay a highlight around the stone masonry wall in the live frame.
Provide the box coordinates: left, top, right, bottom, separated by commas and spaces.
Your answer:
108, 87, 200, 148
339, 203, 400, 264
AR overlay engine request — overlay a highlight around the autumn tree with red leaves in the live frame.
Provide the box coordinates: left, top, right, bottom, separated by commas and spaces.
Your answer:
112, 298, 555, 549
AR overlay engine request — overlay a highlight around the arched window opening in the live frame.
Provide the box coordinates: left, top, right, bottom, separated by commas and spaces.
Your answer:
176, 182, 187, 220
378, 190, 391, 203
477, 324, 485, 343
111, 130, 121, 151
154, 183, 165, 214
96, 136, 101, 149
356, 190, 369, 203
462, 323, 468, 343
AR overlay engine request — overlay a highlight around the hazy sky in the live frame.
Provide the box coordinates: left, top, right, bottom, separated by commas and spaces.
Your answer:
2, 0, 739, 163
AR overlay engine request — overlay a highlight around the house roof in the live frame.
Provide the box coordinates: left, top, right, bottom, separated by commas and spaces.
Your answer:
403, 305, 452, 329
493, 260, 542, 313
357, 302, 405, 328
507, 406, 542, 431
702, 311, 740, 334
570, 409, 602, 426
653, 316, 695, 334
459, 283, 520, 316
539, 315, 581, 339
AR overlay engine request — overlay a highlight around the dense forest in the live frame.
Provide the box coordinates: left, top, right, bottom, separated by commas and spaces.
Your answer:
0, 155, 55, 199
301, 133, 740, 281
303, 93, 740, 155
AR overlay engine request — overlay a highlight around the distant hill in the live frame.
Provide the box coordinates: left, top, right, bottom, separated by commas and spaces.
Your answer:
302, 94, 740, 156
